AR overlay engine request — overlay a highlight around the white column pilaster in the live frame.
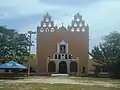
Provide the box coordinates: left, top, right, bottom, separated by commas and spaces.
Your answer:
57, 43, 59, 53
56, 61, 59, 73
66, 43, 68, 53
67, 60, 70, 73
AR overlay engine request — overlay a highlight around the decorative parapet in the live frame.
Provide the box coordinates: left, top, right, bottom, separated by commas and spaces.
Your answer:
47, 57, 79, 61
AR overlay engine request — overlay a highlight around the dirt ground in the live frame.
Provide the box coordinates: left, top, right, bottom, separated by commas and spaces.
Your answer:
0, 76, 120, 88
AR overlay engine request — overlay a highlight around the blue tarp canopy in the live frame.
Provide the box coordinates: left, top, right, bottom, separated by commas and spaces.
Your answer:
0, 61, 27, 69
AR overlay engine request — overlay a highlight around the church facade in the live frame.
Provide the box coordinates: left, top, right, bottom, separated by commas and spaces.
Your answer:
36, 13, 89, 76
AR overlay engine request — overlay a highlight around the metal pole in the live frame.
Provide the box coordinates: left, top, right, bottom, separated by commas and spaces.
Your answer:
28, 32, 31, 77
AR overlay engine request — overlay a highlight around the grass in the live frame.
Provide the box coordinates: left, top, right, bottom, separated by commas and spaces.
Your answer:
0, 83, 120, 90
70, 76, 120, 82
0, 76, 120, 90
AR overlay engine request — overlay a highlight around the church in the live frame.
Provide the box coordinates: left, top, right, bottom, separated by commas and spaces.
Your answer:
36, 13, 89, 76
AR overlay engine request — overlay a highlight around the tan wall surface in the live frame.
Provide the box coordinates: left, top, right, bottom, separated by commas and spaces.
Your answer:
36, 13, 89, 74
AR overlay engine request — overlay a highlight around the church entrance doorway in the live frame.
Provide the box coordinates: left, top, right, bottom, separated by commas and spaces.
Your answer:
70, 61, 77, 72
48, 61, 56, 72
59, 61, 67, 74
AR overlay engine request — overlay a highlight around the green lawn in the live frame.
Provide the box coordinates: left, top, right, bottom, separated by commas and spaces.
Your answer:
0, 83, 120, 90
0, 76, 120, 90
70, 76, 120, 82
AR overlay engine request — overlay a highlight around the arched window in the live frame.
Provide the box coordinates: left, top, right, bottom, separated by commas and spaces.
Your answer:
58, 54, 61, 59
62, 54, 64, 59
65, 54, 67, 59
69, 54, 72, 59
55, 54, 57, 59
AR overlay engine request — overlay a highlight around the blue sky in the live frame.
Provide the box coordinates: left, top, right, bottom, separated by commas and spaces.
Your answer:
0, 0, 120, 53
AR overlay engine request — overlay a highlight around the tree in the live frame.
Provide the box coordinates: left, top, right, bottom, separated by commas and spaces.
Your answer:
89, 31, 120, 78
0, 26, 32, 64
0, 26, 15, 60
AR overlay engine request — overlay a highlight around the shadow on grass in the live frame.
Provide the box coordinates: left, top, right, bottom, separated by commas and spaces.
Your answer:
0, 77, 26, 80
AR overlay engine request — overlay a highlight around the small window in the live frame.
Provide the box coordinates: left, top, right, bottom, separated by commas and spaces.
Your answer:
60, 45, 66, 53
69, 54, 72, 59
58, 54, 61, 59
65, 54, 67, 59
62, 54, 64, 59
55, 54, 57, 59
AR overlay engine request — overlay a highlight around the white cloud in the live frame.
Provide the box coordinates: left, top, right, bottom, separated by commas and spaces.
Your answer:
0, 0, 64, 19
18, 22, 39, 33
53, 0, 120, 37
1, 0, 120, 53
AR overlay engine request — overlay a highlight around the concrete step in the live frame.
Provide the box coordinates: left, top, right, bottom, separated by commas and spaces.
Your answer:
51, 74, 69, 77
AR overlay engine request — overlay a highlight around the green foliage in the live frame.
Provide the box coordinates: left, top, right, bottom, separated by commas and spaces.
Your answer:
89, 31, 120, 78
0, 26, 32, 63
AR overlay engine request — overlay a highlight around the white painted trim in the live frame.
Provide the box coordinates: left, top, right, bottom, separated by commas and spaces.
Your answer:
99, 72, 108, 74
62, 54, 65, 59
60, 40, 66, 45
53, 54, 55, 59
67, 54, 69, 59
66, 43, 68, 53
